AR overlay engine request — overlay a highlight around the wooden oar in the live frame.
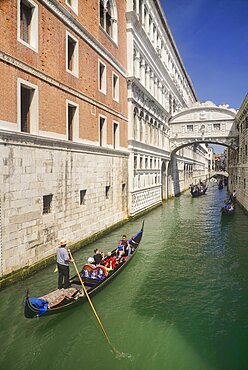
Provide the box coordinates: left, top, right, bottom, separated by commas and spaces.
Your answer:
68, 249, 116, 353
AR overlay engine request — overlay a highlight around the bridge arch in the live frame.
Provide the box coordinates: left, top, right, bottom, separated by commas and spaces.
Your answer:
169, 101, 238, 155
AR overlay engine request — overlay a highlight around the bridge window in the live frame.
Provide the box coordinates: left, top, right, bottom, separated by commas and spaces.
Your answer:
187, 124, 193, 132
213, 123, 220, 131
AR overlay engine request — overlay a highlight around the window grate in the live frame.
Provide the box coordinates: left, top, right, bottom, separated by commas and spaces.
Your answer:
43, 194, 53, 214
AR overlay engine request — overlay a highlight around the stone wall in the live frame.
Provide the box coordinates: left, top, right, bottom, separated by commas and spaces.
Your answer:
0, 132, 129, 276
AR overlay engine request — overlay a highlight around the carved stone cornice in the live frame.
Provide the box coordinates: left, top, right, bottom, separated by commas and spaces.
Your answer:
0, 129, 129, 157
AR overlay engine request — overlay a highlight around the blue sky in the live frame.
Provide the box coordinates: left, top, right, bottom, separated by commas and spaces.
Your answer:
161, 0, 248, 110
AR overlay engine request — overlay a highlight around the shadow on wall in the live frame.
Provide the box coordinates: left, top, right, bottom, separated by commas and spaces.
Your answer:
167, 156, 180, 198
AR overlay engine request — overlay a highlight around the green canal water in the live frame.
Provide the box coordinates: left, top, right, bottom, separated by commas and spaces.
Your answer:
0, 184, 248, 370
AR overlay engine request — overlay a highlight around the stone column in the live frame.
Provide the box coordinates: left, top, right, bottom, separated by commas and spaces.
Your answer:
134, 50, 140, 80
153, 24, 157, 48
141, 1, 145, 27
140, 116, 143, 142
145, 8, 149, 33
158, 81, 162, 104
154, 76, 158, 100
145, 65, 150, 91
135, 0, 140, 16
150, 70, 154, 95
140, 58, 146, 86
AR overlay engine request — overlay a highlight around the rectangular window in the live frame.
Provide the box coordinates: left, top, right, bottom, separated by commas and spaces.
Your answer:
113, 122, 119, 149
145, 157, 148, 169
18, 0, 38, 51
66, 101, 78, 141
99, 115, 106, 146
244, 178, 246, 189
66, 31, 78, 77
100, 0, 104, 28
105, 185, 110, 199
140, 157, 143, 169
66, 0, 78, 14
67, 105, 75, 141
80, 189, 86, 205
43, 194, 53, 214
21, 85, 32, 132
18, 79, 38, 134
122, 183, 126, 192
99, 60, 106, 94
112, 73, 119, 102
187, 124, 193, 132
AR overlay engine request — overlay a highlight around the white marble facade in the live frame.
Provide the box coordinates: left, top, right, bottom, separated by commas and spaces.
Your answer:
126, 0, 208, 214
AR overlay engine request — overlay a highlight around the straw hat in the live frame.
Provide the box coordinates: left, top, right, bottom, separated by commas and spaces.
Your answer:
59, 239, 68, 246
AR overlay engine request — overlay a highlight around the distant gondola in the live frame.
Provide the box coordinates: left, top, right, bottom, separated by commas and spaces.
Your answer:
190, 187, 208, 198
221, 205, 235, 215
24, 222, 144, 319
218, 181, 224, 190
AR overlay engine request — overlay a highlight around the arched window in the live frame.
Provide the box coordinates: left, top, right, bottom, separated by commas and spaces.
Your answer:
99, 0, 118, 43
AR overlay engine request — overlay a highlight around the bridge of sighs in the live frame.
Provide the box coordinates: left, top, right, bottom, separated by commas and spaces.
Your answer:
169, 101, 238, 154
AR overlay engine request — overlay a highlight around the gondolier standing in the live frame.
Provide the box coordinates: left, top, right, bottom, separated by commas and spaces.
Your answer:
56, 239, 73, 289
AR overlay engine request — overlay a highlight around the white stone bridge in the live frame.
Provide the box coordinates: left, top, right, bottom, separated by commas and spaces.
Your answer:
209, 171, 229, 178
169, 101, 238, 154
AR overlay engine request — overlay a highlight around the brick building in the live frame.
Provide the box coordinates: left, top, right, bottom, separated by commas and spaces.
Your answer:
0, 0, 129, 276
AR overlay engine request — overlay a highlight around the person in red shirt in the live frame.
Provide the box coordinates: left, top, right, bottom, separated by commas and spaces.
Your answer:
104, 252, 117, 270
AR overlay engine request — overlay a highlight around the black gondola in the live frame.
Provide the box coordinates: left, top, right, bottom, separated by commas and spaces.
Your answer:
218, 180, 224, 190
190, 186, 208, 198
24, 222, 144, 319
221, 205, 235, 215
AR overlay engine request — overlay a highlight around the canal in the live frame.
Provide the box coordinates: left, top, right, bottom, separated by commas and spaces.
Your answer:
0, 184, 248, 370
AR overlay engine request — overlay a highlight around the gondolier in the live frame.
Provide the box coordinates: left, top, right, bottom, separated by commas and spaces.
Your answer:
57, 239, 73, 289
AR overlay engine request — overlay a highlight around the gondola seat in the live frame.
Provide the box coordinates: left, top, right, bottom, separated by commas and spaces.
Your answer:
81, 264, 108, 280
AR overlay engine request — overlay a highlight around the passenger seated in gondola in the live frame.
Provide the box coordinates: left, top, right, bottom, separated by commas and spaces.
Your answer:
81, 264, 108, 280
104, 252, 117, 271
116, 234, 129, 260
116, 244, 124, 260
93, 249, 104, 265
224, 199, 234, 210
195, 185, 200, 193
